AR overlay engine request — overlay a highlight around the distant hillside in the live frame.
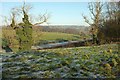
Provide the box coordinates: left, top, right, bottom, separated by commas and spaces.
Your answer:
35, 25, 90, 35
1, 25, 91, 35
39, 25, 89, 29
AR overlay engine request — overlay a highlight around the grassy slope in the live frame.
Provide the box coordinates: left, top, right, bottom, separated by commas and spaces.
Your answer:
39, 32, 80, 41
2, 44, 120, 78
2, 28, 80, 41
32, 32, 81, 44
39, 44, 119, 54
2, 29, 81, 42
2, 28, 81, 51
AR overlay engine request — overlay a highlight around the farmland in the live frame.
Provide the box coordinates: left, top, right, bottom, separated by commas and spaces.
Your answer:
33, 32, 83, 44
1, 44, 120, 78
2, 28, 88, 52
2, 28, 81, 43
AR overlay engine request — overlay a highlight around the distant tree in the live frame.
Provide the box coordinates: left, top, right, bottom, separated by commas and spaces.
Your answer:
65, 28, 77, 34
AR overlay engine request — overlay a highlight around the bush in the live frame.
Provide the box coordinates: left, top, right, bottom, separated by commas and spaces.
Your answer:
2, 38, 9, 48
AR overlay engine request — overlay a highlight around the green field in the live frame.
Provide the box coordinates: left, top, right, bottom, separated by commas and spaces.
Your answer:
1, 44, 120, 78
33, 32, 82, 45
2, 28, 81, 43
2, 28, 84, 52
38, 32, 81, 41
2, 28, 89, 43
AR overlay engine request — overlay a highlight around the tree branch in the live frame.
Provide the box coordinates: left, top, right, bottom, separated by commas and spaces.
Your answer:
82, 14, 91, 26
33, 12, 50, 26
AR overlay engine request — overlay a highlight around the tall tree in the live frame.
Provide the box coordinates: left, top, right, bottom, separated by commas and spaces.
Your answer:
98, 1, 120, 42
10, 2, 49, 51
82, 2, 103, 44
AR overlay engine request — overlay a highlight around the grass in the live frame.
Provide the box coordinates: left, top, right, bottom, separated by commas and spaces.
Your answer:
2, 28, 83, 51
38, 32, 80, 41
1, 43, 120, 78
2, 27, 88, 44
32, 31, 81, 45
2, 28, 81, 42
39, 44, 119, 54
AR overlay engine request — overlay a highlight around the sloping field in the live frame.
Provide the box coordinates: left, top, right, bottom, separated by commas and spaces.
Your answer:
2, 28, 81, 52
2, 28, 81, 42
38, 32, 80, 41
1, 44, 120, 78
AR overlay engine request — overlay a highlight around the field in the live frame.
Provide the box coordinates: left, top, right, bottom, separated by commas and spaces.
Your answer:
2, 27, 89, 42
33, 32, 82, 45
1, 44, 120, 78
2, 28, 84, 52
2, 28, 81, 41
37, 32, 80, 41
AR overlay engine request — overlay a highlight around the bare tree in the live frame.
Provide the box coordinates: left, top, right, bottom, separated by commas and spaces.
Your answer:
82, 2, 104, 44
105, 2, 120, 23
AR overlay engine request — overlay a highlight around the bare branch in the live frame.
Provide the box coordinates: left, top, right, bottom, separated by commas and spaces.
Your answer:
33, 12, 50, 26
82, 14, 91, 26
2, 16, 9, 26
88, 2, 96, 18
22, 2, 32, 14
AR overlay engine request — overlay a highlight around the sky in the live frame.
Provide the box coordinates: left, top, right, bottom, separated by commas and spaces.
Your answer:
0, 0, 120, 26
0, 0, 119, 2
0, 2, 92, 26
